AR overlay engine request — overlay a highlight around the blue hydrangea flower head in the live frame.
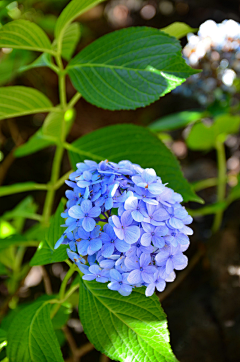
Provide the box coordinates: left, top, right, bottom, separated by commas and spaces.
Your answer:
55, 159, 193, 297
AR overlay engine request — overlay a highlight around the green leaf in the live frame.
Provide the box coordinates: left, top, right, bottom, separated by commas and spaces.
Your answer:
30, 199, 67, 266
149, 110, 203, 132
0, 20, 53, 54
7, 301, 64, 362
55, 0, 105, 51
15, 110, 75, 157
0, 263, 8, 275
0, 329, 6, 344
3, 196, 38, 221
62, 22, 81, 61
161, 22, 197, 39
67, 27, 199, 110
0, 220, 15, 238
0, 49, 34, 86
19, 53, 53, 73
55, 329, 66, 347
186, 114, 240, 150
52, 304, 72, 330
67, 124, 202, 203
0, 248, 15, 269
0, 235, 28, 252
14, 128, 56, 158
79, 279, 178, 362
186, 122, 215, 150
0, 86, 54, 121
42, 109, 75, 140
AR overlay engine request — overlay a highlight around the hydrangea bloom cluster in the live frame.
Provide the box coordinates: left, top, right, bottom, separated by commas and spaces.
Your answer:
175, 19, 240, 105
55, 160, 193, 297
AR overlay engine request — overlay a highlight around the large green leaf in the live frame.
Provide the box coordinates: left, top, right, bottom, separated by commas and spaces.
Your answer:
67, 124, 202, 203
55, 0, 105, 51
0, 20, 53, 54
30, 200, 67, 266
186, 114, 240, 150
61, 22, 81, 61
0, 86, 54, 121
161, 22, 197, 39
7, 301, 64, 362
79, 279, 178, 362
149, 110, 203, 132
67, 27, 199, 110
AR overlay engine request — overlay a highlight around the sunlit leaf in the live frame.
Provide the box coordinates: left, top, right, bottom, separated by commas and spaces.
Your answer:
161, 22, 197, 39
79, 279, 178, 362
67, 27, 199, 110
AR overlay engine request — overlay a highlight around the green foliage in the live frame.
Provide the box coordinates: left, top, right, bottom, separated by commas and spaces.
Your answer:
0, 329, 6, 344
19, 53, 53, 73
149, 110, 204, 132
0, 49, 34, 86
55, 0, 105, 51
15, 129, 56, 158
30, 200, 68, 266
79, 278, 178, 362
3, 196, 38, 224
0, 4, 208, 361
0, 19, 53, 54
7, 301, 64, 362
0, 234, 28, 252
61, 22, 81, 61
0, 263, 8, 275
0, 86, 53, 121
0, 182, 47, 197
186, 114, 240, 150
52, 303, 72, 330
67, 27, 199, 110
15, 110, 75, 157
68, 124, 202, 203
161, 22, 197, 39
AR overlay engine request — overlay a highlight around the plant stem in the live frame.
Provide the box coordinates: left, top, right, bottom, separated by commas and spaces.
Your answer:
50, 263, 76, 319
67, 92, 82, 108
42, 55, 67, 225
212, 139, 227, 233
54, 170, 73, 190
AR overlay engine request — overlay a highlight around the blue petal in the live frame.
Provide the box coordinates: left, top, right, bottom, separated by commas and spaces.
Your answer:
81, 200, 92, 213
82, 217, 96, 232
68, 205, 84, 219
127, 269, 142, 284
